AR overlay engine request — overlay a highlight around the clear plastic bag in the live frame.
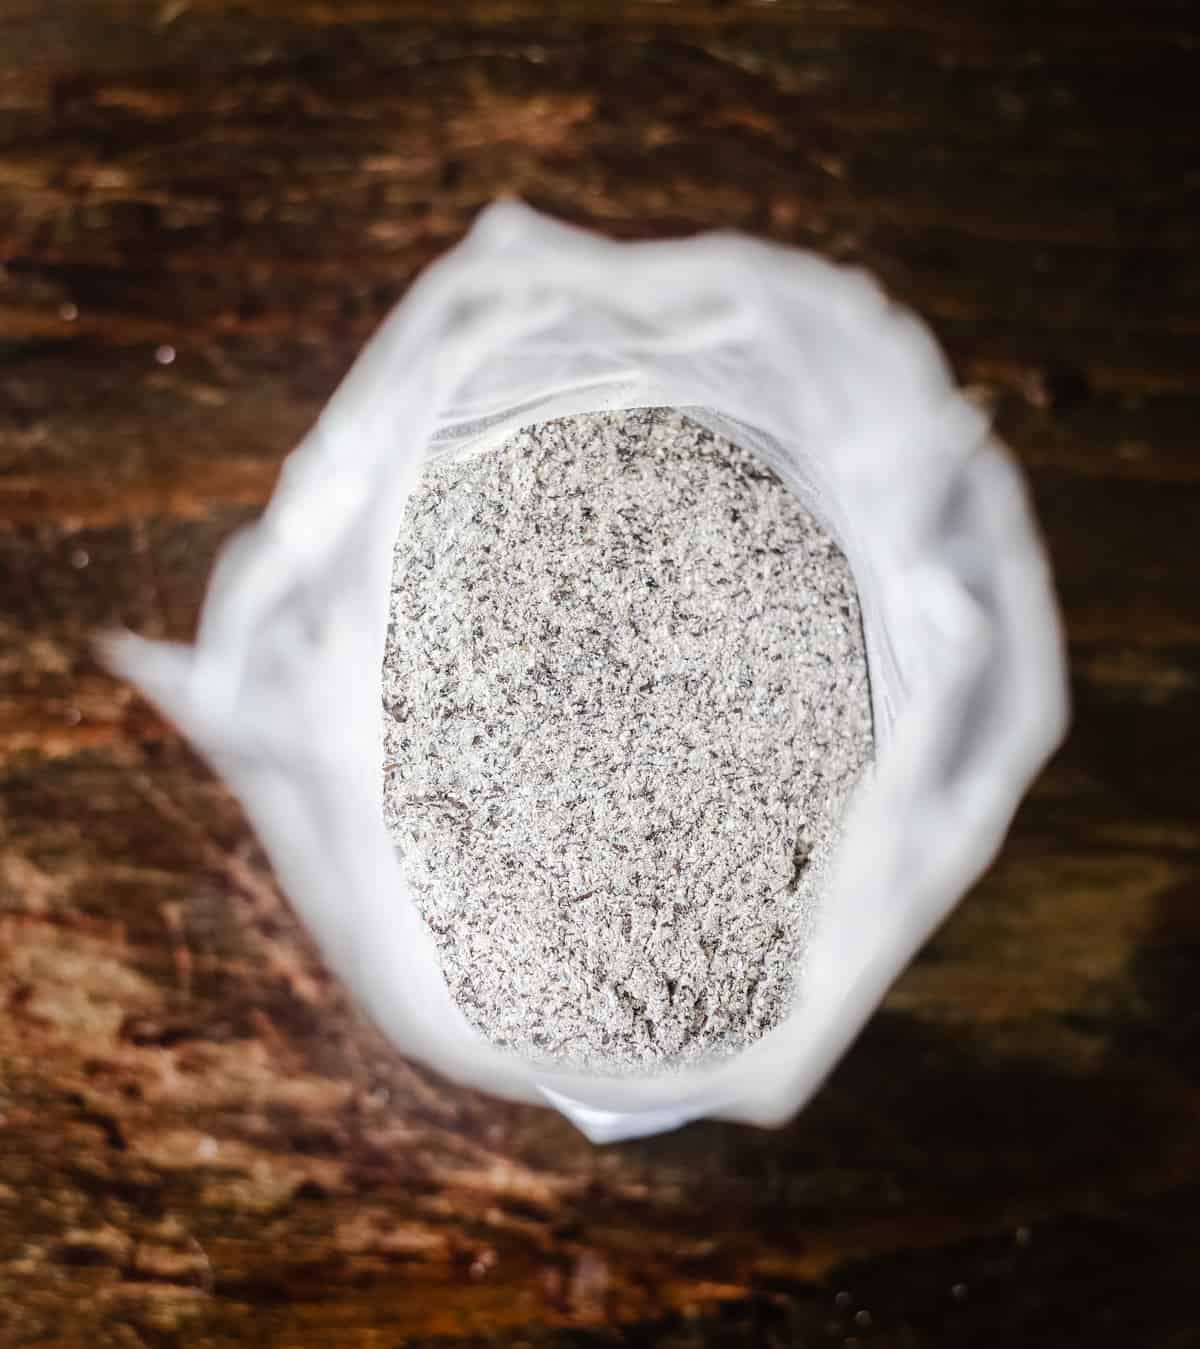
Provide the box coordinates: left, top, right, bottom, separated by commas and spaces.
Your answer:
111, 203, 1068, 1142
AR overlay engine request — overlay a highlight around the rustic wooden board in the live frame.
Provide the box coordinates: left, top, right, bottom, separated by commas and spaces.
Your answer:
2, 2, 1198, 1345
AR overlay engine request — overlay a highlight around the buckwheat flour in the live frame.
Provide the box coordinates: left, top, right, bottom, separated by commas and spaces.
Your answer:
382, 408, 872, 1072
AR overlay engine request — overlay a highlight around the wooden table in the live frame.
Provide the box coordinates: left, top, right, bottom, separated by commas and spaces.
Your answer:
2, 3, 1198, 1345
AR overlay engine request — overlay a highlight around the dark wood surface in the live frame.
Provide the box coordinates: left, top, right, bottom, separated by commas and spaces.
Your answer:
2, 2, 1199, 1345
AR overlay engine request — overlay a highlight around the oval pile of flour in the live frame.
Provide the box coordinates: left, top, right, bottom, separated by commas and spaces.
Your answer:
383, 408, 872, 1072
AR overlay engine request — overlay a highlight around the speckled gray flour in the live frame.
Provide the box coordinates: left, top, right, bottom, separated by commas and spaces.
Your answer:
382, 408, 872, 1073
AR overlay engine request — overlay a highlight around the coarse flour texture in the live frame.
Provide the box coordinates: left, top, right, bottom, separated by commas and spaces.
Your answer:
383, 408, 872, 1072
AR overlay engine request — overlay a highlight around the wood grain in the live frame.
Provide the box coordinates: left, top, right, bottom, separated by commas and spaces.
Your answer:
2, 2, 1198, 1345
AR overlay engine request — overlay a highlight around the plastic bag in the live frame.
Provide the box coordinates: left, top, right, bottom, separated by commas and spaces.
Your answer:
111, 203, 1068, 1143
